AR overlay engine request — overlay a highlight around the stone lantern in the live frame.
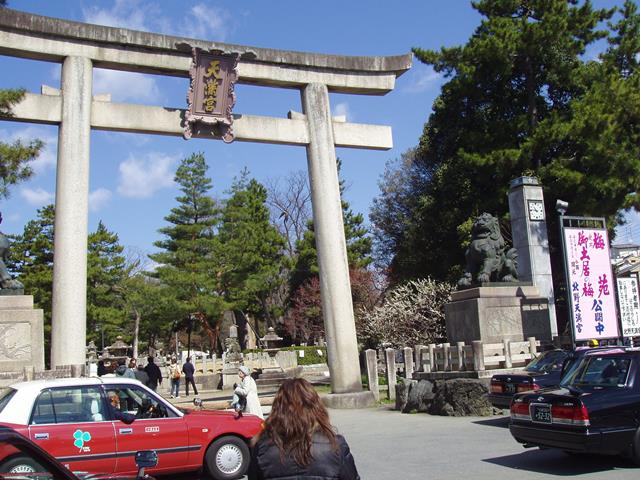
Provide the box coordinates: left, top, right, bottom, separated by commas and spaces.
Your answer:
260, 327, 283, 356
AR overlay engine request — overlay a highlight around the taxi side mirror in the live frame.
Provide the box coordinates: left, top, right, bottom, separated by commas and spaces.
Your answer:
135, 450, 158, 479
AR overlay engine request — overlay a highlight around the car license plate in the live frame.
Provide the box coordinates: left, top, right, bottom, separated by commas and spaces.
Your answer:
531, 404, 551, 423
505, 383, 516, 394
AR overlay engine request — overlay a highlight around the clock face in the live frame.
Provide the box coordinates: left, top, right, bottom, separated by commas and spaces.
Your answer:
528, 200, 545, 221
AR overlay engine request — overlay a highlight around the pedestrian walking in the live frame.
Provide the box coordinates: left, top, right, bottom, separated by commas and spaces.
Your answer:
135, 363, 150, 387
144, 356, 163, 391
97, 360, 107, 376
248, 378, 360, 479
233, 366, 263, 419
169, 356, 181, 398
182, 356, 198, 396
115, 359, 135, 379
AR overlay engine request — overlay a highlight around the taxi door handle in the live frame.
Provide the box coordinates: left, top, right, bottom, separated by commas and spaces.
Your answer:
119, 428, 133, 435
34, 433, 49, 440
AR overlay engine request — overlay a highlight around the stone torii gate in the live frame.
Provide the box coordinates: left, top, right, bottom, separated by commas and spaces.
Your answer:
0, 9, 411, 402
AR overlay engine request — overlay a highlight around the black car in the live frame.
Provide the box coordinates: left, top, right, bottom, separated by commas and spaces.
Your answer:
509, 347, 640, 464
488, 349, 569, 409
0, 426, 157, 479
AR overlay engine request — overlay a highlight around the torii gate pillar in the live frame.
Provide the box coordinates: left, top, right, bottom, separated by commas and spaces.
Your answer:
51, 56, 92, 368
303, 83, 362, 394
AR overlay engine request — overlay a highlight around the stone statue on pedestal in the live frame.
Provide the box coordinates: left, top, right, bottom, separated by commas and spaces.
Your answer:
0, 213, 23, 293
224, 335, 243, 364
458, 212, 518, 289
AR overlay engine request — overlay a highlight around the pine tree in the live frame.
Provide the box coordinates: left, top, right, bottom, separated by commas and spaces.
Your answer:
86, 221, 127, 346
217, 170, 285, 323
373, 0, 640, 284
0, 87, 42, 199
150, 152, 226, 346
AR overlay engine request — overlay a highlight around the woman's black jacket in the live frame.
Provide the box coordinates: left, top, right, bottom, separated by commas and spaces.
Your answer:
248, 432, 360, 479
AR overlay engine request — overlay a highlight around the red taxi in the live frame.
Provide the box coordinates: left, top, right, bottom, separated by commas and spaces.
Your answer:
0, 377, 262, 480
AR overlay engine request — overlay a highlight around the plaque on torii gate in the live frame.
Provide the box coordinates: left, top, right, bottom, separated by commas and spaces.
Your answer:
184, 48, 239, 143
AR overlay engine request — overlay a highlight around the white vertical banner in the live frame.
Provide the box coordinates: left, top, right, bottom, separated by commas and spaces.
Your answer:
616, 276, 640, 337
564, 227, 619, 341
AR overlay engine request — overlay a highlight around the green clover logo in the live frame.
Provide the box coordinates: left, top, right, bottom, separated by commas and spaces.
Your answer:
73, 429, 91, 450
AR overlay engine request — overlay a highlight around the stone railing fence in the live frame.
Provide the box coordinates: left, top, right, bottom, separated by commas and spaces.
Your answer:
0, 364, 85, 387
188, 350, 298, 373
364, 337, 539, 401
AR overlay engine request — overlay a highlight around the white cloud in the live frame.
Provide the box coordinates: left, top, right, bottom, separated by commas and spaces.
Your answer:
83, 0, 149, 31
117, 152, 176, 198
403, 64, 443, 93
82, 1, 231, 41
333, 102, 351, 121
20, 187, 54, 206
0, 126, 57, 174
93, 69, 162, 104
89, 188, 112, 212
182, 4, 230, 41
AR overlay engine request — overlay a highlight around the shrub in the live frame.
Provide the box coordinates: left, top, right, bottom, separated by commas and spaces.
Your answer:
357, 277, 454, 349
280, 346, 327, 365
243, 346, 328, 366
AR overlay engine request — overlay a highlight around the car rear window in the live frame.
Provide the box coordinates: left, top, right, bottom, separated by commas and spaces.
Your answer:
562, 355, 631, 387
526, 350, 567, 373
0, 388, 16, 414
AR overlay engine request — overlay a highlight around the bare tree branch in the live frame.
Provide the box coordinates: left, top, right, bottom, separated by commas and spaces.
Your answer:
265, 170, 311, 257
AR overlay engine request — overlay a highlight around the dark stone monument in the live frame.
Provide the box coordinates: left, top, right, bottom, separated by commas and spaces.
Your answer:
457, 212, 518, 289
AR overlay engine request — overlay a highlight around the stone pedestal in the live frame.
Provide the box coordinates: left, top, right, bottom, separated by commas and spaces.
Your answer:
0, 296, 45, 372
221, 362, 241, 390
445, 285, 551, 344
321, 391, 376, 409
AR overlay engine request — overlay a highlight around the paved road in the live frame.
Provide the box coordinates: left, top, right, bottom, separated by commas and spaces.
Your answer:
331, 407, 638, 479
165, 407, 638, 479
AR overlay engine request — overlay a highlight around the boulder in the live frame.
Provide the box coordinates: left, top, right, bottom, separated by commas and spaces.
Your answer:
429, 378, 492, 417
395, 378, 414, 411
404, 379, 435, 413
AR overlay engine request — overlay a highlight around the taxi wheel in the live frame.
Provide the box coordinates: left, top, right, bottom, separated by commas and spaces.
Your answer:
204, 436, 249, 480
0, 455, 44, 474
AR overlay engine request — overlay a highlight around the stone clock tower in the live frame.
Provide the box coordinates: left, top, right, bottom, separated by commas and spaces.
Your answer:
508, 176, 558, 338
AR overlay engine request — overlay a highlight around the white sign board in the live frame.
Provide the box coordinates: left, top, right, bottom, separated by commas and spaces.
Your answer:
616, 277, 640, 337
564, 227, 619, 341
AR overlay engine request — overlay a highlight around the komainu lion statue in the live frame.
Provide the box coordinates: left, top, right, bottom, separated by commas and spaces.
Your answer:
457, 213, 518, 289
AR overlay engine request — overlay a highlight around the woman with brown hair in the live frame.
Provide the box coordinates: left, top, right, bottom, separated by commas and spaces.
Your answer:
248, 378, 360, 479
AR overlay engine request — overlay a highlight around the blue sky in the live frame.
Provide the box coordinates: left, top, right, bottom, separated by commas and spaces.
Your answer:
0, 0, 632, 258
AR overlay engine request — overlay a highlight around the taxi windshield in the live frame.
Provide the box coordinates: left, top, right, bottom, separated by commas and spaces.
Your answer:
560, 355, 631, 387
